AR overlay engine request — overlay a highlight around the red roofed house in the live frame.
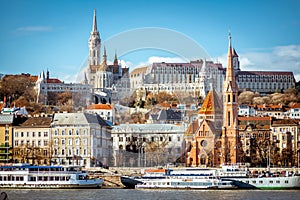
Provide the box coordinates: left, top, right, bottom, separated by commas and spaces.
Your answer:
85, 103, 114, 124
285, 103, 300, 119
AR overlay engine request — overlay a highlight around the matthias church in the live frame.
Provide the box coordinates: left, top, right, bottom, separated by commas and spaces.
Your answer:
86, 10, 130, 104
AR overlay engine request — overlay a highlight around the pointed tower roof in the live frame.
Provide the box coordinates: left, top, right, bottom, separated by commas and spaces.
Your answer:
84, 72, 88, 84
100, 46, 107, 70
224, 32, 238, 91
92, 9, 98, 32
226, 33, 234, 80
41, 70, 45, 80
103, 46, 107, 56
199, 89, 222, 115
113, 50, 118, 65
232, 48, 238, 57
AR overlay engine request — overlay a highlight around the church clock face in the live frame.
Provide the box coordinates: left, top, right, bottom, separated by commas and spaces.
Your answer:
200, 140, 207, 147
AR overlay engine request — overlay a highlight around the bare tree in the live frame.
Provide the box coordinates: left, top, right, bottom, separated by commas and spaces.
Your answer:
144, 135, 170, 167
12, 144, 52, 165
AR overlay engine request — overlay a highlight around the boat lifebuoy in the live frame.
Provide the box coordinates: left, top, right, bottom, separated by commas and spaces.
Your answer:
0, 192, 8, 200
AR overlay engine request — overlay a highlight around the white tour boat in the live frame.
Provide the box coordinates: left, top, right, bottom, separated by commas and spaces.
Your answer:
217, 164, 300, 189
0, 164, 103, 189
131, 168, 236, 189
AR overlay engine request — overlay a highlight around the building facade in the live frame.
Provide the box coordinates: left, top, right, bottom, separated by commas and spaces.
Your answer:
238, 116, 271, 165
13, 117, 52, 165
51, 113, 112, 167
0, 115, 14, 163
141, 60, 225, 98
185, 89, 223, 167
111, 124, 185, 167
271, 118, 300, 166
35, 70, 91, 107
236, 71, 295, 94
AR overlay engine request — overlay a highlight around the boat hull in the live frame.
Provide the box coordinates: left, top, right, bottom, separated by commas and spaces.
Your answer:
120, 176, 143, 189
223, 176, 300, 190
0, 179, 103, 189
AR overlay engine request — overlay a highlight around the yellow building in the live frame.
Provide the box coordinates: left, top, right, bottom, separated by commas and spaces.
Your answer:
0, 115, 14, 163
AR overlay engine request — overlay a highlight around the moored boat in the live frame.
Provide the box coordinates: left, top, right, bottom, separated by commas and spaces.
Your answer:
121, 165, 300, 190
0, 164, 103, 189
123, 168, 237, 189
217, 164, 300, 190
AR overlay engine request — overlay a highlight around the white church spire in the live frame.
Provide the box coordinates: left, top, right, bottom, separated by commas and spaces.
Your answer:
88, 9, 101, 66
92, 9, 98, 32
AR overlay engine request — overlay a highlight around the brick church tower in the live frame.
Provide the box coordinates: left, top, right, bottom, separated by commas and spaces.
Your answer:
221, 33, 240, 164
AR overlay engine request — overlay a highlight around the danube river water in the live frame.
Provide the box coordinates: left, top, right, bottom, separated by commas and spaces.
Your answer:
3, 189, 300, 200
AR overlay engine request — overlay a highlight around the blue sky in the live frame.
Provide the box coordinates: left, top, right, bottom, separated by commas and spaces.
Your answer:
1, 0, 300, 81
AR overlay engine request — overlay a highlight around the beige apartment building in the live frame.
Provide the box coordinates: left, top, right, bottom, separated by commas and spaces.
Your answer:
13, 117, 52, 165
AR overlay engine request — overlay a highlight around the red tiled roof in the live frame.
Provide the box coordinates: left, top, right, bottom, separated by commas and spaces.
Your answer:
46, 78, 62, 83
87, 104, 112, 110
237, 71, 294, 76
30, 76, 38, 82
130, 66, 147, 75
291, 103, 300, 108
238, 116, 271, 121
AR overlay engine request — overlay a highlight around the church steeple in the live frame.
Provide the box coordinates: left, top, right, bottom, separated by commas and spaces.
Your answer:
222, 32, 239, 165
92, 9, 98, 32
226, 33, 234, 82
102, 46, 107, 66
113, 51, 118, 65
88, 9, 101, 66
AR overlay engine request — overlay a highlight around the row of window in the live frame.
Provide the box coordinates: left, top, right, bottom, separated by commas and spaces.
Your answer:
53, 138, 88, 146
245, 180, 288, 184
238, 82, 292, 89
15, 131, 48, 138
239, 74, 293, 79
53, 148, 87, 156
239, 132, 269, 138
0, 176, 24, 181
15, 140, 49, 147
54, 129, 87, 136
117, 136, 180, 142
41, 86, 90, 91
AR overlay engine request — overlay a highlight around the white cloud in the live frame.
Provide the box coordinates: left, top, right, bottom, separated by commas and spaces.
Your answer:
215, 45, 300, 82
131, 56, 187, 70
17, 26, 52, 32
119, 60, 133, 68
147, 56, 187, 64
